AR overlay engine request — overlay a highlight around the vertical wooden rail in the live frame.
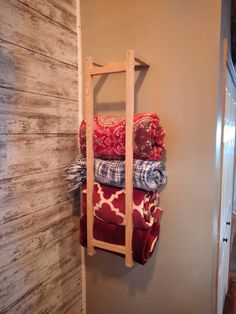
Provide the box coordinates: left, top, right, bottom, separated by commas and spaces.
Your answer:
85, 56, 96, 256
125, 49, 135, 267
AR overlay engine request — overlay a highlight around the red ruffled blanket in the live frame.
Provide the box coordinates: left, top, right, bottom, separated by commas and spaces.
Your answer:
79, 112, 165, 160
82, 182, 162, 230
79, 215, 161, 265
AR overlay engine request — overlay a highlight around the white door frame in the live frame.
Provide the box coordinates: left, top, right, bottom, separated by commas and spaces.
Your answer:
214, 38, 236, 314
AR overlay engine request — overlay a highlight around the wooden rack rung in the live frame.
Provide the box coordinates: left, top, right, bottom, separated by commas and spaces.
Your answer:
85, 49, 149, 268
90, 62, 126, 76
89, 58, 150, 76
92, 239, 126, 254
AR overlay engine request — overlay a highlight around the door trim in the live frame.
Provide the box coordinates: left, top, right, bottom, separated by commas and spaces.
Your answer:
213, 38, 236, 314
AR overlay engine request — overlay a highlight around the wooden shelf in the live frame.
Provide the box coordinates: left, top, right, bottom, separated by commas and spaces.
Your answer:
85, 49, 150, 268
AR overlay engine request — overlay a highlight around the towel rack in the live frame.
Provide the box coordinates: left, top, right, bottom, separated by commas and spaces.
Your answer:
85, 49, 150, 267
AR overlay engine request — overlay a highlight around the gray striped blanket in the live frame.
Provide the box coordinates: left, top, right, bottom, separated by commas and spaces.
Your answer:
64, 156, 167, 192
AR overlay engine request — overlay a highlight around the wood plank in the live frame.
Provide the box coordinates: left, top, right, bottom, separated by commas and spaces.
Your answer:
0, 133, 77, 180
90, 61, 149, 76
0, 87, 78, 134
56, 295, 83, 314
0, 230, 82, 313
90, 62, 126, 75
85, 56, 96, 256
76, 0, 83, 129
0, 0, 77, 66
2, 265, 82, 314
93, 239, 125, 254
0, 199, 80, 269
75, 3, 85, 313
0, 168, 77, 225
0, 40, 78, 100
0, 232, 80, 295
0, 1, 82, 313
125, 49, 135, 268
18, 0, 77, 33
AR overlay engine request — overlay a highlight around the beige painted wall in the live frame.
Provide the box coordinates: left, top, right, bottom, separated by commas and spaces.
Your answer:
81, 1, 225, 313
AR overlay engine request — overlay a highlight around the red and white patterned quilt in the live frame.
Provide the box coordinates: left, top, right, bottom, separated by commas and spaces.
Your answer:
79, 112, 165, 160
79, 215, 161, 265
82, 182, 162, 230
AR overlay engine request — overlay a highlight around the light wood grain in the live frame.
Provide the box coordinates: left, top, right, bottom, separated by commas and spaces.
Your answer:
0, 40, 78, 100
0, 134, 77, 180
0, 1, 82, 312
0, 231, 82, 313
0, 88, 78, 134
75, 1, 86, 312
0, 0, 77, 66
18, 0, 77, 33
6, 265, 82, 314
92, 239, 125, 254
57, 295, 83, 314
90, 62, 126, 75
0, 168, 76, 225
0, 199, 79, 269
85, 56, 96, 256
125, 49, 135, 268
89, 61, 149, 76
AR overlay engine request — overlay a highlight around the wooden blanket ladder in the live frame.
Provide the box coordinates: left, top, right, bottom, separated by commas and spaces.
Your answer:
85, 49, 150, 267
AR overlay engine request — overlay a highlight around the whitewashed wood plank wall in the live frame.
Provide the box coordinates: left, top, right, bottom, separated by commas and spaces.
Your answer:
0, 0, 82, 313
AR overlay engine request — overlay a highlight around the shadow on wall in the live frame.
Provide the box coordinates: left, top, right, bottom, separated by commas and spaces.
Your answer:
93, 68, 149, 115
86, 241, 160, 296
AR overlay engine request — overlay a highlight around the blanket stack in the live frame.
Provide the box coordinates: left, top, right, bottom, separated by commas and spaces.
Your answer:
65, 112, 167, 264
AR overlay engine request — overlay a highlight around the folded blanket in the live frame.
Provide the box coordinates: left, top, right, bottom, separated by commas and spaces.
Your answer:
64, 156, 167, 192
79, 113, 165, 160
82, 182, 162, 229
79, 215, 161, 265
